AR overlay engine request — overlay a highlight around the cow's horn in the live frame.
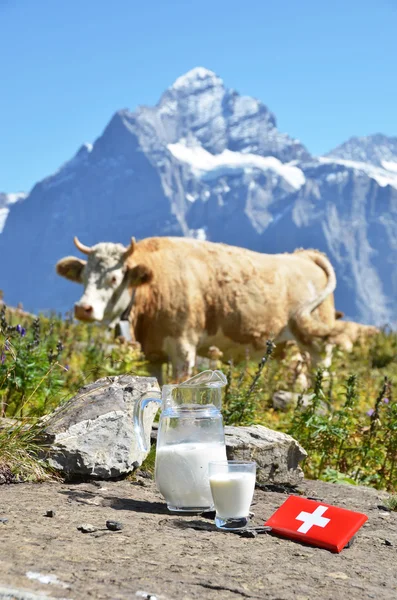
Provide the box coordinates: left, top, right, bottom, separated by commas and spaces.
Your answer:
73, 236, 92, 255
124, 236, 136, 259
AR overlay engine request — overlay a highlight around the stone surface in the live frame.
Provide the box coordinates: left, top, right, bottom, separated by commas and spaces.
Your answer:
0, 478, 395, 599
225, 424, 307, 485
77, 523, 97, 533
106, 520, 123, 531
0, 587, 65, 600
42, 375, 160, 478
272, 390, 327, 414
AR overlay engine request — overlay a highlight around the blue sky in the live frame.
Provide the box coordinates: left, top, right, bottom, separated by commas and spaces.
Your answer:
1, 0, 396, 192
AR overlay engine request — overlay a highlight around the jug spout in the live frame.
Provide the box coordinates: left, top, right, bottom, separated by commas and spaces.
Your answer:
134, 391, 162, 453
179, 370, 227, 388
166, 369, 227, 411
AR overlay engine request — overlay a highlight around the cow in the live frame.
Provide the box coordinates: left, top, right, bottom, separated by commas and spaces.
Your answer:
56, 236, 337, 379
326, 316, 380, 352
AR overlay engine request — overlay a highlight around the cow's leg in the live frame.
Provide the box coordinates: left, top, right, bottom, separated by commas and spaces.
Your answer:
301, 342, 334, 384
147, 360, 165, 385
165, 337, 197, 380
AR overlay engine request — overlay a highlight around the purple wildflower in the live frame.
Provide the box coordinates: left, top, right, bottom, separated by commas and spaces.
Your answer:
21, 327, 26, 337
16, 324, 21, 333
4, 341, 10, 351
366, 408, 375, 417
383, 398, 389, 404
64, 364, 70, 371
0, 352, 5, 364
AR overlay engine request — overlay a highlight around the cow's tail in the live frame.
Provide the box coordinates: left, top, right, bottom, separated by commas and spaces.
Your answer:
291, 250, 337, 339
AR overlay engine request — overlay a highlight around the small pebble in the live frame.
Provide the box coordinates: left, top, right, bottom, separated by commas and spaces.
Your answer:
238, 529, 257, 538
131, 480, 147, 487
377, 504, 391, 512
77, 523, 97, 533
44, 510, 56, 518
106, 520, 123, 531
0, 517, 8, 524
384, 539, 393, 547
307, 496, 324, 502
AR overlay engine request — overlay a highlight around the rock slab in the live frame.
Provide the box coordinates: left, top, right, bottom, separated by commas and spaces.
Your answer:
225, 424, 307, 485
42, 375, 160, 478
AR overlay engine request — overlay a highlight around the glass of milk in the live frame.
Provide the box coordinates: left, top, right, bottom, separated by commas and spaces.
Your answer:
209, 460, 257, 530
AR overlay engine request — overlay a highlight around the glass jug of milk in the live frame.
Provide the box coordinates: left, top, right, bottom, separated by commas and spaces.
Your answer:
134, 370, 228, 512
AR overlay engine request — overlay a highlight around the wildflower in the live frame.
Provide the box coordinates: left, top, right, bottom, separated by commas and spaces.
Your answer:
16, 324, 21, 333
21, 327, 26, 337
64, 364, 70, 371
383, 398, 389, 404
366, 408, 375, 417
4, 341, 10, 351
0, 352, 5, 364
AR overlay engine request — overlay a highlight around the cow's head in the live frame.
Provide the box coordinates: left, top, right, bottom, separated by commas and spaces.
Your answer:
56, 237, 152, 324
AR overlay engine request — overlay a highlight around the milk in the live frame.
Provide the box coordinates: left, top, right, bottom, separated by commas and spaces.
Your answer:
209, 472, 256, 518
155, 441, 227, 509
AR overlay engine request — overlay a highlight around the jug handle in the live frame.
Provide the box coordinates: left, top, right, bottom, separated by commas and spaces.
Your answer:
134, 391, 162, 452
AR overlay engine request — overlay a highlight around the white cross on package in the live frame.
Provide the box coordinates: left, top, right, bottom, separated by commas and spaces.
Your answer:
264, 496, 368, 553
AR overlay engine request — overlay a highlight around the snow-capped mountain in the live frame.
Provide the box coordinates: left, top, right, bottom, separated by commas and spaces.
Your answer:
327, 133, 397, 169
0, 68, 396, 326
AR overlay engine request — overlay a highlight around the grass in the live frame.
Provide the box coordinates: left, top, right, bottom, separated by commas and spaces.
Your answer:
385, 495, 397, 511
0, 420, 56, 483
0, 303, 396, 491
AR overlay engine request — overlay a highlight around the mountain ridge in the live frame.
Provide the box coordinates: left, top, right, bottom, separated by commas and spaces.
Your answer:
1, 67, 396, 326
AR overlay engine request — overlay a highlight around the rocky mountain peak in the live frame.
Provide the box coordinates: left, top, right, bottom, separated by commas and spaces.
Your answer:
170, 67, 223, 93
326, 133, 397, 169
150, 67, 311, 161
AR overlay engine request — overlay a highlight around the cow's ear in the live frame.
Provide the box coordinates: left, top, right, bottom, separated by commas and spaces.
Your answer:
56, 257, 86, 283
128, 264, 153, 286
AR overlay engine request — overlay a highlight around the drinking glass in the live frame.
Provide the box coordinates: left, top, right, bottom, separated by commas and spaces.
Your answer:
209, 460, 256, 530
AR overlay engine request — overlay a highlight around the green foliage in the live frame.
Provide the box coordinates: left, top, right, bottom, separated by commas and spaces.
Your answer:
385, 495, 397, 511
222, 330, 397, 491
0, 305, 149, 419
0, 304, 150, 479
223, 340, 276, 424
0, 420, 56, 482
0, 302, 396, 492
289, 373, 397, 490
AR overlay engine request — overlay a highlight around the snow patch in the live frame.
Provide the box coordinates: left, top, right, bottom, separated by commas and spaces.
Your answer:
5, 192, 26, 205
382, 160, 397, 173
319, 156, 397, 189
168, 142, 306, 190
0, 208, 9, 233
172, 67, 222, 91
189, 227, 207, 241
0, 193, 26, 233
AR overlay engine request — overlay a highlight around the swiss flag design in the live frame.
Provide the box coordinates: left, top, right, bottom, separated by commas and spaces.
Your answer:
264, 496, 368, 553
